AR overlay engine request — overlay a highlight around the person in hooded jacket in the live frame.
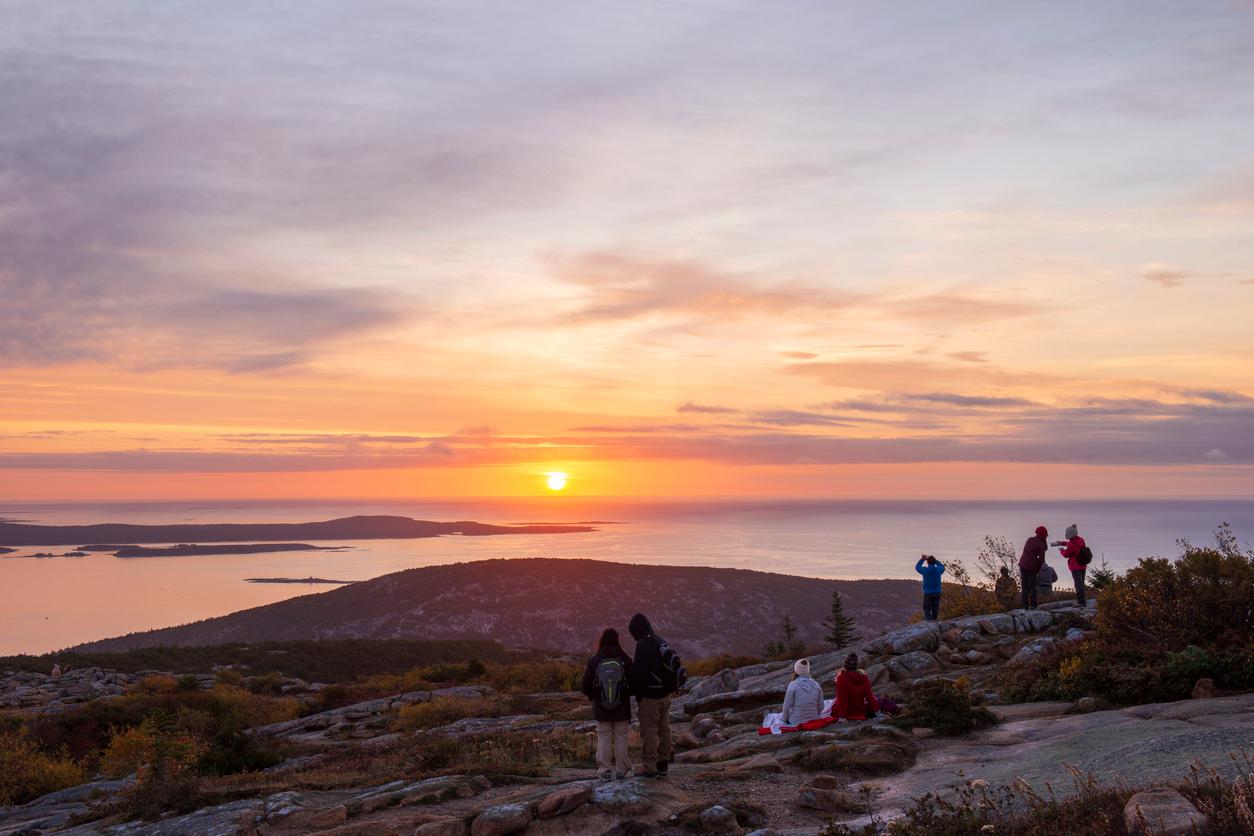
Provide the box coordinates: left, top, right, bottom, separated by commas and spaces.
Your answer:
628, 613, 674, 778
833, 653, 879, 721
1019, 525, 1048, 609
781, 658, 824, 726
1053, 523, 1089, 605
580, 627, 634, 780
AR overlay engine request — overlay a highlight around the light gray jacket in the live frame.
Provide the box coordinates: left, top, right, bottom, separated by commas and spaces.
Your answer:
781, 675, 824, 726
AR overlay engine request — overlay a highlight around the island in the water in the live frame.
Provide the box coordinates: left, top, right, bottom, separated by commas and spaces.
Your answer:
244, 576, 356, 584
0, 547, 15, 555
112, 543, 346, 558
0, 515, 595, 547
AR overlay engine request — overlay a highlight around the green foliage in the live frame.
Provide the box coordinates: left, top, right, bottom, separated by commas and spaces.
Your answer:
0, 726, 86, 806
998, 526, 1254, 708
891, 679, 995, 737
0, 638, 538, 684
1086, 555, 1118, 591
112, 712, 207, 821
763, 615, 806, 660
823, 590, 858, 648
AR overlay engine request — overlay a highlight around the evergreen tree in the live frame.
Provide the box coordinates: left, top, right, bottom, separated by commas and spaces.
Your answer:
822, 590, 858, 648
763, 615, 806, 660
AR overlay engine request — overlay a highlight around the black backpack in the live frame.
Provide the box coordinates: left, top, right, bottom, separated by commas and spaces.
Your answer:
1077, 546, 1093, 567
656, 638, 688, 693
595, 658, 626, 710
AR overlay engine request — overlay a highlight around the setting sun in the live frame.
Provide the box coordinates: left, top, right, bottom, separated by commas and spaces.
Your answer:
545, 471, 568, 491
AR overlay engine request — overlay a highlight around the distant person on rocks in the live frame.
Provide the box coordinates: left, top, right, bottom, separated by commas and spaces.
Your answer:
1019, 526, 1049, 609
994, 566, 1019, 610
915, 554, 945, 621
833, 653, 879, 721
580, 627, 634, 781
1037, 561, 1058, 598
1053, 524, 1091, 605
628, 613, 685, 779
50, 664, 62, 679
781, 658, 824, 726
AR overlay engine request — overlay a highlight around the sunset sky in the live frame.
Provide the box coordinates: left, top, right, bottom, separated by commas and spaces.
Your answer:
3, 1, 1254, 501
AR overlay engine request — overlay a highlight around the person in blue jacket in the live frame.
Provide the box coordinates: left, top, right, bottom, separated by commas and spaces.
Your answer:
916, 554, 945, 621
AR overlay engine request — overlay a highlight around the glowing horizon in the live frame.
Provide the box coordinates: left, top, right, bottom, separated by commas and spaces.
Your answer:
3, 2, 1253, 502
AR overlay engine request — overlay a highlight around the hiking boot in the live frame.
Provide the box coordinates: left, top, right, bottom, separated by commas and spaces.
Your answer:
656, 760, 669, 777
599, 770, 612, 782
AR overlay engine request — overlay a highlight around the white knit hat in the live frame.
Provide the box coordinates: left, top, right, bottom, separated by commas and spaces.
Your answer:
794, 658, 811, 676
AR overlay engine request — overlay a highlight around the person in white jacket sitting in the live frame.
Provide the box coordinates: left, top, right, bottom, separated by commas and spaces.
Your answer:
781, 658, 824, 726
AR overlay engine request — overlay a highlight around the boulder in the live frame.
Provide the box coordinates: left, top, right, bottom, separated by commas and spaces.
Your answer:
811, 774, 842, 789
1123, 788, 1209, 835
692, 716, 720, 738
1075, 697, 1102, 714
536, 784, 593, 819
676, 731, 796, 764
1011, 609, 1053, 633
689, 669, 741, 701
1008, 637, 1057, 666
1064, 627, 1086, 643
471, 803, 533, 836
885, 650, 941, 682
698, 804, 739, 833
975, 614, 1016, 635
796, 786, 864, 814
863, 622, 941, 656
416, 819, 468, 836
674, 731, 702, 749
684, 686, 787, 716
1192, 678, 1219, 699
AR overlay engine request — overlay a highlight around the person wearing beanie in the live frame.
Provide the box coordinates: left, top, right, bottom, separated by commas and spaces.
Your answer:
781, 657, 824, 726
833, 652, 879, 721
1052, 523, 1090, 606
915, 554, 946, 621
1019, 526, 1049, 609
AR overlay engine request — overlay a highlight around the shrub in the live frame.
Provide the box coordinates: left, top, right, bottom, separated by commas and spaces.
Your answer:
0, 727, 86, 806
394, 697, 502, 731
892, 679, 995, 737
483, 661, 581, 693
130, 674, 180, 695
113, 714, 208, 820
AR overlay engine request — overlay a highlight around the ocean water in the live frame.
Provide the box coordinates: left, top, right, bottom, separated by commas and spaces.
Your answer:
1, 497, 1251, 656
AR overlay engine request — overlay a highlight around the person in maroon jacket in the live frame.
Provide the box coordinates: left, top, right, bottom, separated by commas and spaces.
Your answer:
1019, 525, 1048, 609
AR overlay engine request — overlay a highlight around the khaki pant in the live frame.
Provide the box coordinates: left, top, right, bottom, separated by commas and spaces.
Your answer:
595, 720, 631, 776
637, 696, 672, 773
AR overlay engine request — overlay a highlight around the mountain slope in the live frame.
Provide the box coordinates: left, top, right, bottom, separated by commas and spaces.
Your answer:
73, 558, 921, 656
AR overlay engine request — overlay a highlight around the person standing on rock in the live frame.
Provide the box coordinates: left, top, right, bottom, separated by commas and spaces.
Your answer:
580, 627, 634, 781
1053, 523, 1090, 606
1019, 525, 1049, 609
628, 612, 682, 778
994, 566, 1019, 610
915, 554, 945, 621
781, 658, 824, 726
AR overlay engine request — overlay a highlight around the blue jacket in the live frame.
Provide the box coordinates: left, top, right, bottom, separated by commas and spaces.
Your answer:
916, 559, 945, 594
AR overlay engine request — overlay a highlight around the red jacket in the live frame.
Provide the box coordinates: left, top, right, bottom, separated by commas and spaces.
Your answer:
833, 669, 878, 721
1060, 536, 1087, 572
1019, 535, 1047, 572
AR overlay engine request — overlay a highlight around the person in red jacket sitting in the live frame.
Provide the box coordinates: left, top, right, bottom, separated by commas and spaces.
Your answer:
833, 653, 879, 721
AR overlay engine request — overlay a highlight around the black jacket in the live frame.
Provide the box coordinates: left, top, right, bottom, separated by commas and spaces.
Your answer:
628, 613, 670, 701
581, 648, 633, 722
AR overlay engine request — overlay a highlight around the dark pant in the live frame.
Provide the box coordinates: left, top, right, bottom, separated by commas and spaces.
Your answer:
922, 593, 941, 621
1071, 568, 1087, 605
1020, 570, 1039, 608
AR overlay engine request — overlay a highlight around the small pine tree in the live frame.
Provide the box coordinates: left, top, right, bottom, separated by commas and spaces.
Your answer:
822, 590, 858, 648
763, 615, 806, 660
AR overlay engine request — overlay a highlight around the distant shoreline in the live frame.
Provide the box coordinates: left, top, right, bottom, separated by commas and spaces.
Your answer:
113, 543, 346, 558
244, 576, 355, 584
0, 515, 596, 547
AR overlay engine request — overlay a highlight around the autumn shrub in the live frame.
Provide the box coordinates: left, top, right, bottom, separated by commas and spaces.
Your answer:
483, 661, 581, 693
394, 697, 502, 731
112, 713, 208, 820
891, 678, 995, 737
0, 727, 86, 805
130, 674, 181, 695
